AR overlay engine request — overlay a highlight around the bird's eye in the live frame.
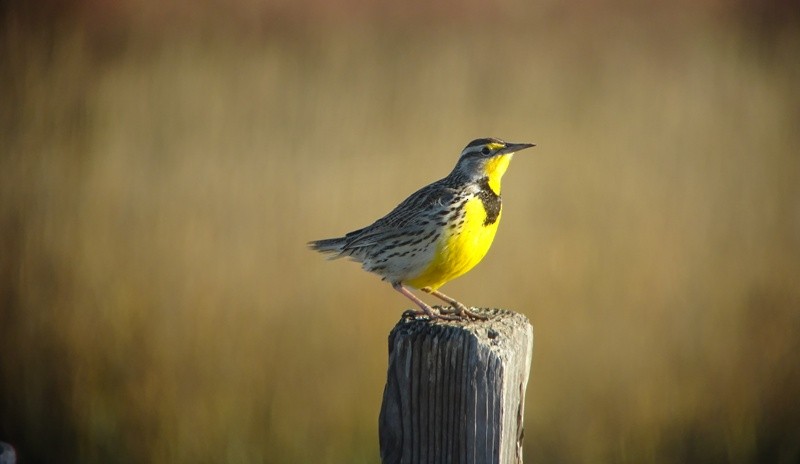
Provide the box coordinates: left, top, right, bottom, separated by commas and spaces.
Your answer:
481, 147, 491, 155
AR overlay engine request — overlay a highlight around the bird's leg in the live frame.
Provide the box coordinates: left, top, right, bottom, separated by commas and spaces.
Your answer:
392, 283, 459, 321
421, 288, 488, 320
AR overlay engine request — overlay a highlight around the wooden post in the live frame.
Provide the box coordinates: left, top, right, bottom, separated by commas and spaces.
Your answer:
379, 308, 534, 464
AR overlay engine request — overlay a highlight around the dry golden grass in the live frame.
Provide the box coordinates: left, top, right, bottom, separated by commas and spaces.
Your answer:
1, 4, 799, 463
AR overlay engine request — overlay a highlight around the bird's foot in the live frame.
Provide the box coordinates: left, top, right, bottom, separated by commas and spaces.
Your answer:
436, 304, 487, 320
402, 306, 460, 321
452, 303, 488, 321
402, 308, 426, 319
420, 287, 487, 320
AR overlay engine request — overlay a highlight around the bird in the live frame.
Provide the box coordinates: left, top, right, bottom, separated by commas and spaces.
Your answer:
308, 137, 535, 320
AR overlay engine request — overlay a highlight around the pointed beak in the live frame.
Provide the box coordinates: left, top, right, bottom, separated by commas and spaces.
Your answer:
498, 142, 536, 155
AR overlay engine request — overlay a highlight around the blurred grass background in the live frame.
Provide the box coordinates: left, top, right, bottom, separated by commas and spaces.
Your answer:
1, 0, 799, 462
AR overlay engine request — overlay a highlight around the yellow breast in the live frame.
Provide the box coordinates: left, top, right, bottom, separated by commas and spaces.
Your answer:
404, 196, 501, 290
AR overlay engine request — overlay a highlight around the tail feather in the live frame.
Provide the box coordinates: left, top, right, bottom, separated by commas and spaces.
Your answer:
308, 237, 348, 259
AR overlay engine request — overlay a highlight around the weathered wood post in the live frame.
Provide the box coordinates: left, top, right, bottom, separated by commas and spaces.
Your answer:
379, 308, 534, 464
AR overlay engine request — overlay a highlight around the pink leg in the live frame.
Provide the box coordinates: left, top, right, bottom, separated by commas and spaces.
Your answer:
392, 283, 459, 320
421, 288, 488, 320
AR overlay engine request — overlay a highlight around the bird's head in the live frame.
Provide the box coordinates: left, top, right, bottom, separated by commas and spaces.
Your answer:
452, 138, 535, 193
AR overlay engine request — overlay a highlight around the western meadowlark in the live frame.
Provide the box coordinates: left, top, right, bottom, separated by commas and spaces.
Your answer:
309, 137, 535, 320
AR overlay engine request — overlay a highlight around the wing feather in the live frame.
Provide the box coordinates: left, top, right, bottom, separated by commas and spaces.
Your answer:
341, 178, 455, 250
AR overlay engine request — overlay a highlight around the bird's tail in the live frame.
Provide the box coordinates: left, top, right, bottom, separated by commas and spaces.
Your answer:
307, 236, 348, 259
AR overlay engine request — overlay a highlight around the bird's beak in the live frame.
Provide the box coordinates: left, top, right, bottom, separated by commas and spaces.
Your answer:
498, 142, 536, 155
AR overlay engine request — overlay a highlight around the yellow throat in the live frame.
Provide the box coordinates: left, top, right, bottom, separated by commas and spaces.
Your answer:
483, 152, 512, 193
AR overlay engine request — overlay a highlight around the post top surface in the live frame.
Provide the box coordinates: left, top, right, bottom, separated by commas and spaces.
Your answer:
390, 307, 533, 354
